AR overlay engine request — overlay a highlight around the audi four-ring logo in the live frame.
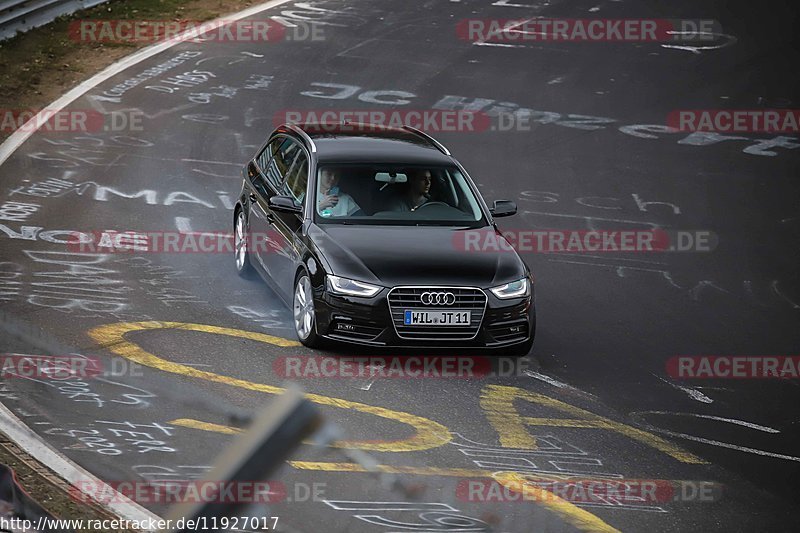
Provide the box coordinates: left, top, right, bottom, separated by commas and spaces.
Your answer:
420, 291, 456, 305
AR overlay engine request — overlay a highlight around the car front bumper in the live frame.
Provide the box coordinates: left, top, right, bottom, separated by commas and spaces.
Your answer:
314, 287, 534, 349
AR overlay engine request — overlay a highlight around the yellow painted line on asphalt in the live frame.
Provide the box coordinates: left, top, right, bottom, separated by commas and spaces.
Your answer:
291, 461, 621, 532
88, 321, 452, 452
481, 385, 707, 464
289, 462, 702, 488
88, 322, 685, 532
494, 472, 622, 533
171, 418, 242, 435
289, 461, 498, 478
480, 383, 539, 448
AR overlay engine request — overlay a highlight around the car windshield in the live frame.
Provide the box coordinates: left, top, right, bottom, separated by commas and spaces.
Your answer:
314, 164, 487, 226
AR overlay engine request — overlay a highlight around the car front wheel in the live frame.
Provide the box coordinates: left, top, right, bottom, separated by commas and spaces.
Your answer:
234, 209, 254, 278
293, 272, 321, 347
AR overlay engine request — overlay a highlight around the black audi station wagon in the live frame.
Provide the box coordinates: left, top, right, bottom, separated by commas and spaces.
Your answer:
234, 123, 535, 355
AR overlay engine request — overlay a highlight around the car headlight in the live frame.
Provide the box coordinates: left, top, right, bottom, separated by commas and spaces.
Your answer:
326, 275, 381, 297
489, 277, 530, 299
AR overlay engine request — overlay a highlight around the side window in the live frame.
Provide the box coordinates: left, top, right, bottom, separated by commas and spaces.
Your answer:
255, 140, 274, 173
283, 151, 309, 206
265, 138, 301, 190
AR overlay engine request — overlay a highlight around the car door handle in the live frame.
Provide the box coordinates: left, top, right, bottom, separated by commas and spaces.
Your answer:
266, 212, 275, 223
249, 193, 257, 202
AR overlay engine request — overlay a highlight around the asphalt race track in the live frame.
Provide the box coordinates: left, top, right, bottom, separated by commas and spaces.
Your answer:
1, 0, 799, 531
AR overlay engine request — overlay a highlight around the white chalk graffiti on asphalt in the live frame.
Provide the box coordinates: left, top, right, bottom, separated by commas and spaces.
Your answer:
0, 250, 203, 313
322, 500, 492, 531
0, 201, 39, 222
132, 465, 212, 495
45, 420, 176, 455
18, 251, 131, 314
145, 69, 216, 95
188, 85, 237, 104
0, 382, 18, 400
113, 256, 207, 307
243, 74, 274, 90
299, 82, 800, 157
273, 2, 365, 28
10, 176, 97, 197
5, 371, 154, 409
24, 136, 154, 168
519, 191, 682, 227
96, 420, 176, 453
0, 261, 22, 302
547, 254, 800, 310
451, 433, 666, 512
74, 185, 230, 209
91, 51, 203, 103
0, 224, 146, 249
182, 160, 240, 179
182, 113, 229, 124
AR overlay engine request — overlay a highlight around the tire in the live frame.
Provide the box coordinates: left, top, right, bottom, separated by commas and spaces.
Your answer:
293, 271, 322, 348
234, 208, 255, 278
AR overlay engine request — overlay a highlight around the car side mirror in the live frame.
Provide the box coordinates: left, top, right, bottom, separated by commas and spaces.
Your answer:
490, 200, 517, 217
269, 195, 303, 214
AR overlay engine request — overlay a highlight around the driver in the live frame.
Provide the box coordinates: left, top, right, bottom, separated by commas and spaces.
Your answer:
391, 169, 432, 211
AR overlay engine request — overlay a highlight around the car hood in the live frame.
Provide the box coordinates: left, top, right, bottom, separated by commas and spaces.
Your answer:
308, 224, 527, 288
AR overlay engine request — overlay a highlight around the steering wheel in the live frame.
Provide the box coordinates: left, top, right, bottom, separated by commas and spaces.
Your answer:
413, 201, 449, 211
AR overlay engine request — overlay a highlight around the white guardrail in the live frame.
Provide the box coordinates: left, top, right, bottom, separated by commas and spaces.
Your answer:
0, 0, 108, 40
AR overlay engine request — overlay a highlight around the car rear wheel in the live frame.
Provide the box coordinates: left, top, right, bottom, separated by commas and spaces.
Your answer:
234, 209, 254, 278
293, 272, 321, 347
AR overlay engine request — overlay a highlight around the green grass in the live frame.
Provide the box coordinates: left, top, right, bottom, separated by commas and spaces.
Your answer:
0, 0, 245, 112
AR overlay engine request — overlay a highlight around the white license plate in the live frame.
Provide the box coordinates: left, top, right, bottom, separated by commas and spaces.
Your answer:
403, 309, 471, 326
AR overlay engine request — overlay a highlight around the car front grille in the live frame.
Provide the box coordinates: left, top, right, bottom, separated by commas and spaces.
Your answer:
387, 286, 487, 340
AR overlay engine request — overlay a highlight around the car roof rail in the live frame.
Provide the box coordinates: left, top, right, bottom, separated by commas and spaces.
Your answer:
401, 125, 451, 156
285, 123, 317, 153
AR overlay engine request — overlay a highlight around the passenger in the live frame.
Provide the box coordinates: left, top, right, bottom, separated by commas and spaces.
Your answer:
317, 168, 361, 217
391, 169, 433, 211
